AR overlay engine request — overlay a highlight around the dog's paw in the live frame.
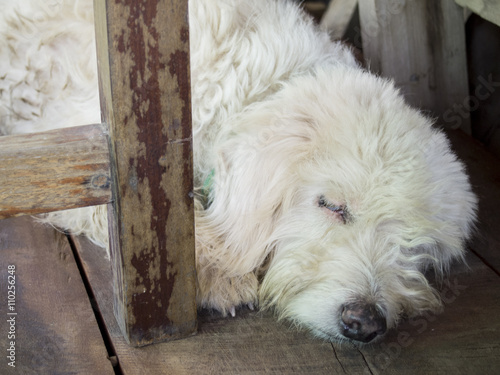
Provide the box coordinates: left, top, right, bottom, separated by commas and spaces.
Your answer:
197, 271, 259, 317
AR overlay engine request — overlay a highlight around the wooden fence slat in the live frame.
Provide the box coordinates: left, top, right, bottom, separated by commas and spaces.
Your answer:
320, 0, 359, 40
0, 124, 111, 219
358, 0, 471, 133
455, 0, 500, 27
93, 0, 197, 346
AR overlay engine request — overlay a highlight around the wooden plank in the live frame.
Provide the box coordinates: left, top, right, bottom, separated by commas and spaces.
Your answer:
358, 0, 471, 133
456, 0, 500, 27
320, 0, 359, 40
0, 124, 111, 219
71, 234, 342, 374
0, 216, 114, 374
445, 129, 500, 272
93, 0, 197, 346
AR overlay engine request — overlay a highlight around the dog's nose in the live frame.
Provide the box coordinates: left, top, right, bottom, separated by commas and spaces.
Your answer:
341, 303, 387, 343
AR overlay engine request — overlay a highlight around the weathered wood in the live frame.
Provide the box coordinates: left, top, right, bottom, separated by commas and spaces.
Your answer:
0, 124, 111, 219
358, 0, 471, 133
456, 0, 500, 26
93, 0, 197, 346
71, 234, 343, 374
320, 0, 359, 40
446, 129, 500, 273
0, 216, 114, 374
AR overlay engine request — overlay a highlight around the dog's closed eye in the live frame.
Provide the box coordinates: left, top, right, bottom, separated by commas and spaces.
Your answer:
318, 195, 350, 224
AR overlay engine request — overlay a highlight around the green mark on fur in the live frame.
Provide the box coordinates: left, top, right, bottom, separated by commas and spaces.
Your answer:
202, 169, 215, 198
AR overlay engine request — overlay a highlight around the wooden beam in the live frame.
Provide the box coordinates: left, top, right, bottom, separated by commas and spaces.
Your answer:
358, 0, 471, 133
93, 0, 197, 346
320, 0, 359, 40
0, 124, 111, 219
455, 0, 500, 27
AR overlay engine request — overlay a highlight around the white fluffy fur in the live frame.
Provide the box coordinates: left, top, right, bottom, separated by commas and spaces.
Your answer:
0, 0, 477, 343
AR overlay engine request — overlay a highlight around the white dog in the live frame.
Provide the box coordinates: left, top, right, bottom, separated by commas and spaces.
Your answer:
0, 0, 477, 343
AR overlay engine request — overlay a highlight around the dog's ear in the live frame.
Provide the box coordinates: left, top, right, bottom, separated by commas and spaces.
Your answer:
199, 108, 315, 275
421, 130, 477, 268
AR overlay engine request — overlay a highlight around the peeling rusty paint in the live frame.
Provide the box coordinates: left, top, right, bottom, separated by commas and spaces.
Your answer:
121, 0, 178, 334
167, 48, 193, 209
98, 0, 196, 345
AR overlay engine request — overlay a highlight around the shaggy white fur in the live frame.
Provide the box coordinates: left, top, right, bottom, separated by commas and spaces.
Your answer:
0, 0, 477, 343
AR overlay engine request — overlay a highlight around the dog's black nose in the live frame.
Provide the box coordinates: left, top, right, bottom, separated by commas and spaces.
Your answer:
341, 303, 387, 343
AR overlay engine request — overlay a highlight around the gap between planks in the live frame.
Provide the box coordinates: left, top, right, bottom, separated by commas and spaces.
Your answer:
67, 234, 122, 374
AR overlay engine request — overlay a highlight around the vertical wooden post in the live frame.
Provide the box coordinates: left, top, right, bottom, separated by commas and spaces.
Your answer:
93, 0, 197, 346
358, 0, 471, 133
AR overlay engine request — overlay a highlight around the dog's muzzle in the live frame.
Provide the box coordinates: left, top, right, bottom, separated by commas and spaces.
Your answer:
340, 302, 387, 343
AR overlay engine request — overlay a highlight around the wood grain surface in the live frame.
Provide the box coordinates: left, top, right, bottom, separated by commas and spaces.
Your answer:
0, 124, 110, 219
93, 0, 197, 346
0, 216, 114, 374
358, 0, 471, 133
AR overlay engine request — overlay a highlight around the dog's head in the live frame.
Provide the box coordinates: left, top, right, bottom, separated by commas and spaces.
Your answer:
213, 66, 477, 343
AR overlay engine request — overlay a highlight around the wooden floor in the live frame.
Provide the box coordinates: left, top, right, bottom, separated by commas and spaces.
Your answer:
1, 128, 499, 375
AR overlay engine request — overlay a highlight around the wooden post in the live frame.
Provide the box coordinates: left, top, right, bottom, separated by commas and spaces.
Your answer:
93, 0, 197, 346
358, 0, 471, 133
